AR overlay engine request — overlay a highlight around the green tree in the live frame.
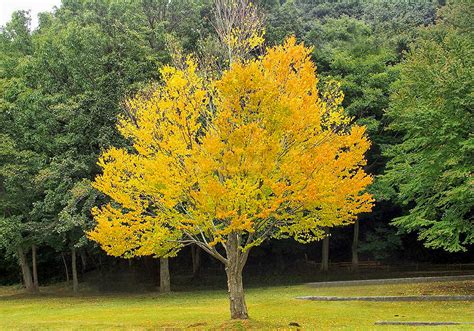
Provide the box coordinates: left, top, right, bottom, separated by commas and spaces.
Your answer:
361, 0, 438, 56
1, 0, 212, 290
305, 16, 398, 267
27, 0, 171, 290
307, 16, 397, 147
380, 0, 474, 252
0, 135, 43, 291
0, 10, 47, 291
35, 0, 213, 291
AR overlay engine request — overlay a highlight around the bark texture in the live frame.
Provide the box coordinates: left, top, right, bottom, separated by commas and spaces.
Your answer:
31, 244, 39, 291
71, 247, 78, 293
352, 220, 360, 271
191, 245, 201, 278
225, 233, 249, 319
160, 257, 171, 293
80, 250, 87, 274
17, 247, 34, 292
321, 235, 329, 272
61, 252, 69, 283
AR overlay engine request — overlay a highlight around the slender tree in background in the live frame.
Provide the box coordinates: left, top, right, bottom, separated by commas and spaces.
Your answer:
191, 245, 202, 278
213, 0, 265, 63
321, 232, 330, 273
55, 179, 99, 292
351, 219, 359, 270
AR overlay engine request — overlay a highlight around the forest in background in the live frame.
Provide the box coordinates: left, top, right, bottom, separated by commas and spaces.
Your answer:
0, 0, 472, 290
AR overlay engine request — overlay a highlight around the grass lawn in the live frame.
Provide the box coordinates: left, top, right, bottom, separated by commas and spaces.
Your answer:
0, 280, 473, 330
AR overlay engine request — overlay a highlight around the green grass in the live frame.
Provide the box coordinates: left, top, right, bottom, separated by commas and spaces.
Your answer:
0, 280, 473, 330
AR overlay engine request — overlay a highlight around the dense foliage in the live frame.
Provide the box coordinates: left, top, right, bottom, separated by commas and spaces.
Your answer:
89, 37, 373, 318
379, 0, 474, 252
0, 0, 472, 297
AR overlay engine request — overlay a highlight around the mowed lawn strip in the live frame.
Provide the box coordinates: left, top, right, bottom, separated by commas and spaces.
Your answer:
0, 281, 473, 330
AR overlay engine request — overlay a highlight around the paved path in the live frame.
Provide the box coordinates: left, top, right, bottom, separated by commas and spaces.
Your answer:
375, 321, 474, 326
296, 295, 474, 301
305, 274, 474, 288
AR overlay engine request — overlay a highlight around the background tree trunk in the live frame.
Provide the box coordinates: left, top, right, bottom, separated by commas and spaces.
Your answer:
80, 250, 87, 275
321, 234, 329, 272
71, 247, 78, 293
61, 252, 69, 283
352, 220, 359, 271
160, 257, 171, 293
191, 245, 201, 278
31, 244, 39, 292
225, 233, 249, 319
17, 247, 34, 292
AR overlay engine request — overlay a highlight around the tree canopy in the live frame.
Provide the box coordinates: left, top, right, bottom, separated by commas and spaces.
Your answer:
88, 36, 373, 318
379, 1, 473, 253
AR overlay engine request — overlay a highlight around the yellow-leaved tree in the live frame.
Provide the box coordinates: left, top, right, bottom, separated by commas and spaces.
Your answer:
88, 37, 373, 319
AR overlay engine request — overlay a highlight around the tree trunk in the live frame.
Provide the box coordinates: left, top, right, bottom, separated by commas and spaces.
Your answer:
71, 247, 78, 293
191, 245, 201, 278
80, 250, 87, 274
321, 234, 329, 272
352, 220, 359, 271
225, 233, 249, 319
159, 257, 171, 293
61, 252, 70, 283
31, 244, 39, 291
17, 247, 34, 292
